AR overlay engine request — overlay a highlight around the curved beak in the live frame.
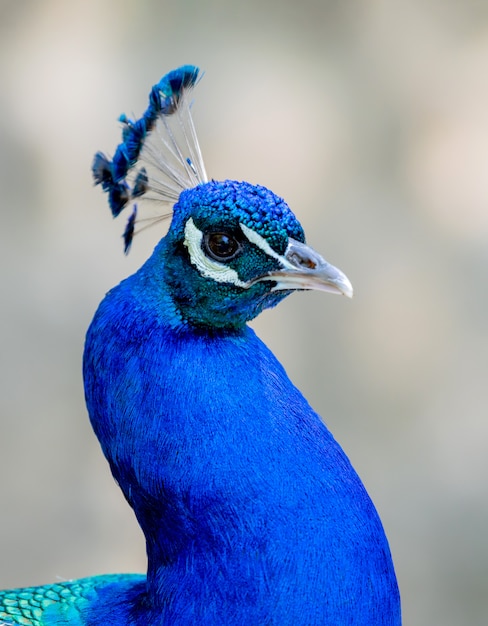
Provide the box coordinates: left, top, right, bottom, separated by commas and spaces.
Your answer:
251, 238, 353, 298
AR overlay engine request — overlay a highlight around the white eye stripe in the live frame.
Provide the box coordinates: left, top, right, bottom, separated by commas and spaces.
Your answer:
239, 223, 294, 270
183, 218, 289, 287
183, 218, 248, 287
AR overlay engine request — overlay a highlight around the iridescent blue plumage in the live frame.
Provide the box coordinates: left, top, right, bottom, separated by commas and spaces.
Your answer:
1, 66, 401, 624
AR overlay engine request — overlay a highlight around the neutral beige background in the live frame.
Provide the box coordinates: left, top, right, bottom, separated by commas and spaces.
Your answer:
1, 1, 487, 624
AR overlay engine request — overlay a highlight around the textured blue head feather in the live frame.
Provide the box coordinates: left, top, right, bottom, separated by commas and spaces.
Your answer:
172, 180, 305, 253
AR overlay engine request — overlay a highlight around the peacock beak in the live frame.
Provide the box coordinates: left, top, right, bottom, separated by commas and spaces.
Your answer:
252, 238, 353, 298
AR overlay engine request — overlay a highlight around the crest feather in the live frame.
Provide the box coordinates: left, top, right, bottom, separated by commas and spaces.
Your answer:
92, 65, 207, 251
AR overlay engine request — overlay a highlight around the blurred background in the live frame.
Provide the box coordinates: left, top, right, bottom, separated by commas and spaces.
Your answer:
0, 0, 487, 624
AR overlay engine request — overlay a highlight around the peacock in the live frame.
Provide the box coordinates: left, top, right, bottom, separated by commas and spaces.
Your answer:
0, 65, 401, 625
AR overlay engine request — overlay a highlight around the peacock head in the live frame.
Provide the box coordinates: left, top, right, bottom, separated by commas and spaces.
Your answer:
92, 66, 352, 329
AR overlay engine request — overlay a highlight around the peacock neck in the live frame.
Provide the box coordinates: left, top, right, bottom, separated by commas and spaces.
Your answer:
84, 276, 305, 561
83, 272, 399, 624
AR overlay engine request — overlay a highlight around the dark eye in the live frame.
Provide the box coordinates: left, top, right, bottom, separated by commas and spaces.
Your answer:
203, 231, 241, 262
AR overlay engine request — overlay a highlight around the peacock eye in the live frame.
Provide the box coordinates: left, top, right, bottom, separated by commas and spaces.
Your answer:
203, 231, 241, 262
